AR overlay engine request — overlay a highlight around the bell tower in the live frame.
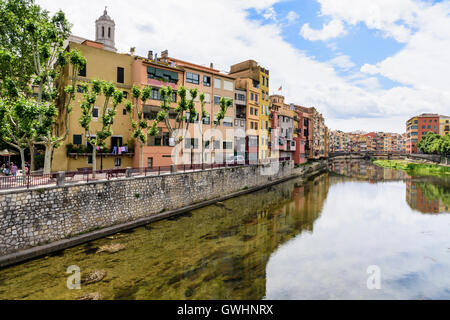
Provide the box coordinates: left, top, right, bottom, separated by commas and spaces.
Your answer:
95, 6, 117, 52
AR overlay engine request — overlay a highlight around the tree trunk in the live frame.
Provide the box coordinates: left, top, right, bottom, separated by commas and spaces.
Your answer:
19, 148, 26, 175
140, 143, 144, 171
43, 144, 53, 175
92, 147, 97, 178
29, 143, 35, 173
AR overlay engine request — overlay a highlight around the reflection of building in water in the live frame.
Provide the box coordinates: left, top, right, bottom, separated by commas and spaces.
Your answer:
329, 160, 405, 182
240, 174, 330, 299
406, 176, 450, 214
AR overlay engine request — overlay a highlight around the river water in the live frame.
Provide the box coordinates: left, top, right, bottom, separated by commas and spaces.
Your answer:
0, 160, 449, 300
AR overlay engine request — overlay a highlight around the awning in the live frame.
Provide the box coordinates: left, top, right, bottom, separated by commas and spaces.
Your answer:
0, 149, 18, 156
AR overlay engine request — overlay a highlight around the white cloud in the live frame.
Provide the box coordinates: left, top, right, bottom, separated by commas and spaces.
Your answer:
317, 0, 419, 43
35, 0, 450, 134
263, 7, 277, 21
300, 19, 347, 41
329, 54, 355, 71
286, 11, 299, 24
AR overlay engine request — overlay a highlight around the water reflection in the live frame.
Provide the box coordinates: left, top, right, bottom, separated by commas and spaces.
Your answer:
330, 160, 450, 214
406, 176, 450, 214
266, 161, 450, 300
0, 174, 330, 300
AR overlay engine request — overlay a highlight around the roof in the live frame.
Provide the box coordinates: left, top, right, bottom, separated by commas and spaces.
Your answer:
168, 57, 236, 80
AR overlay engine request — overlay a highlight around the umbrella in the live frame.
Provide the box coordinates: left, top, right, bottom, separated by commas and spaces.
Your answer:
0, 149, 18, 166
0, 149, 18, 156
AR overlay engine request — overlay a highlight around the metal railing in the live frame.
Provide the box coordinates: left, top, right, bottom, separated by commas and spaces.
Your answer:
0, 159, 292, 191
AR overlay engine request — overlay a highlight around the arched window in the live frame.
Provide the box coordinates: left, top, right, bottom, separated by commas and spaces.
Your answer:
102, 26, 104, 37
108, 27, 111, 38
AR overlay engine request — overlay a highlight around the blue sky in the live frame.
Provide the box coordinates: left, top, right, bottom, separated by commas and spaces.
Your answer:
247, 1, 407, 91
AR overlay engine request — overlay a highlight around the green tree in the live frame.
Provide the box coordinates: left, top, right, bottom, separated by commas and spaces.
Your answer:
418, 132, 440, 154
0, 0, 86, 174
0, 98, 38, 173
125, 85, 199, 168
78, 80, 124, 176
210, 97, 233, 163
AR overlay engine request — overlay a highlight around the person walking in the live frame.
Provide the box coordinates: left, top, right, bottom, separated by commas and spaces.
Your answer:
11, 162, 17, 177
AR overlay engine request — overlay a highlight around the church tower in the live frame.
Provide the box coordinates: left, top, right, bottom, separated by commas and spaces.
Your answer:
95, 7, 117, 52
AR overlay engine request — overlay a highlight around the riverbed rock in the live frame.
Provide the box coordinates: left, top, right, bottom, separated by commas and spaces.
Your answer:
96, 243, 126, 254
81, 270, 106, 284
77, 292, 102, 300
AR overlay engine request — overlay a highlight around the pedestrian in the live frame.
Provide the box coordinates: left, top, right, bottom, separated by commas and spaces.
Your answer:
11, 162, 17, 177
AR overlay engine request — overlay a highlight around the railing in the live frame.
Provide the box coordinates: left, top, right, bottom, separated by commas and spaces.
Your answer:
0, 173, 55, 190
0, 159, 293, 191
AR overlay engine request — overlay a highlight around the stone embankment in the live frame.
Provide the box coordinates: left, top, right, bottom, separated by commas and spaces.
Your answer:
0, 160, 328, 267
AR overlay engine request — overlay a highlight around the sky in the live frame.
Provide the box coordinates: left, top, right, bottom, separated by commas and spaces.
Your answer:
37, 0, 450, 134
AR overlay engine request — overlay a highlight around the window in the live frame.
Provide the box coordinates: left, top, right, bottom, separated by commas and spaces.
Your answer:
78, 64, 86, 77
255, 94, 258, 102
147, 158, 153, 168
255, 122, 258, 130
123, 109, 127, 115
92, 107, 99, 118
102, 26, 104, 37
148, 133, 170, 147
251, 93, 254, 101
214, 78, 221, 89
186, 72, 200, 84
214, 95, 221, 105
114, 158, 121, 167
255, 109, 258, 116
250, 107, 254, 115
235, 119, 239, 126
117, 67, 124, 84
73, 135, 82, 145
236, 93, 245, 101
223, 80, 233, 91
123, 91, 128, 99
108, 27, 111, 38
185, 138, 199, 149
223, 141, 233, 150
223, 117, 233, 127
250, 122, 254, 129
203, 93, 211, 104
147, 67, 179, 84
111, 136, 123, 148
151, 87, 161, 100
214, 140, 221, 149
203, 117, 210, 125
88, 156, 93, 164
203, 76, 211, 87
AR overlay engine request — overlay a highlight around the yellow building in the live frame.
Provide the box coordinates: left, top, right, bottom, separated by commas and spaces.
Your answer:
52, 39, 135, 172
229, 60, 270, 163
259, 66, 270, 162
440, 116, 450, 136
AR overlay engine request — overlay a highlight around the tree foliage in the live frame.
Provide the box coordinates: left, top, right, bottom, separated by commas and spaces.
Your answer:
0, 0, 86, 173
418, 132, 450, 155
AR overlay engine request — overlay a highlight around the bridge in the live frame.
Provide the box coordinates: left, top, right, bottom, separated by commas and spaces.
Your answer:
329, 151, 406, 160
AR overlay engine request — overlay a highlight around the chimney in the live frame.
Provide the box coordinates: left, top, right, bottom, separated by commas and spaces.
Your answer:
161, 50, 168, 60
210, 63, 214, 69
154, 53, 158, 63
148, 50, 153, 60
130, 47, 136, 56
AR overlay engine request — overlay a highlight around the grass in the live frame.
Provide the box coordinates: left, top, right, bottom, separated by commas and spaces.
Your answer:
372, 160, 450, 177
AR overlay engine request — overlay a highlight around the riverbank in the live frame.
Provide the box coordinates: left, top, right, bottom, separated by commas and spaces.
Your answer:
372, 159, 450, 176
0, 160, 328, 268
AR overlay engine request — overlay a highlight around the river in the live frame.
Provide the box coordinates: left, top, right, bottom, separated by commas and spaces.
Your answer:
0, 160, 449, 300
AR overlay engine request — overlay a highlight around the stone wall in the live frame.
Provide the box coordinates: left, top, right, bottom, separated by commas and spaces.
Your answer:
0, 161, 305, 256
